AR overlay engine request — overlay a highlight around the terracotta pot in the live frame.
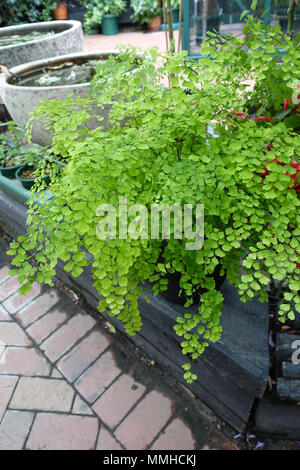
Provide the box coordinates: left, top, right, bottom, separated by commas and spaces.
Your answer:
53, 2, 68, 20
147, 16, 161, 32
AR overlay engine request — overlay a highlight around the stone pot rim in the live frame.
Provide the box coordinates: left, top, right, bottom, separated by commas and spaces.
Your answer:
0, 20, 81, 51
0, 50, 120, 92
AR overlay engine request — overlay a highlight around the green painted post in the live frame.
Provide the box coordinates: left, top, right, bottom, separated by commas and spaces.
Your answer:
182, 0, 190, 54
264, 0, 272, 25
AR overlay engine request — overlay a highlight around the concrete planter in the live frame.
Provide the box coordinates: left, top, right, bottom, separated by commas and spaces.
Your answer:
0, 51, 120, 146
0, 20, 83, 69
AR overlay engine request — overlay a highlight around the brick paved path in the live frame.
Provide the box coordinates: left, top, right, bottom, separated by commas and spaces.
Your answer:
0, 260, 242, 450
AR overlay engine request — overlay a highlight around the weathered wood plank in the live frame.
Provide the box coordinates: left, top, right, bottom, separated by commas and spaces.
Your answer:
276, 333, 300, 362
282, 362, 300, 379
254, 397, 300, 439
277, 378, 300, 402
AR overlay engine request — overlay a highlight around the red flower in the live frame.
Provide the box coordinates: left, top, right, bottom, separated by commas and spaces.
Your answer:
284, 99, 292, 111
254, 115, 272, 122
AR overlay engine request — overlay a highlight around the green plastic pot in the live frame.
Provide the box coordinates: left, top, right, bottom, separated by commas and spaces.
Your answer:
102, 14, 118, 36
0, 164, 22, 179
16, 165, 50, 190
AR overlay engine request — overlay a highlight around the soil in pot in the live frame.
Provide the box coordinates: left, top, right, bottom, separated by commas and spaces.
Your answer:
11, 59, 105, 88
16, 165, 51, 190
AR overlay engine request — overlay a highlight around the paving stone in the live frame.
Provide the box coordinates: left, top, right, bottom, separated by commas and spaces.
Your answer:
0, 266, 10, 285
97, 427, 123, 450
0, 322, 32, 347
10, 376, 74, 412
151, 418, 196, 450
57, 330, 110, 382
0, 304, 11, 321
40, 313, 96, 363
2, 283, 41, 313
51, 368, 63, 378
26, 308, 67, 344
16, 290, 60, 328
92, 374, 146, 429
0, 410, 34, 450
115, 390, 173, 450
0, 276, 20, 301
26, 413, 98, 450
0, 347, 51, 376
0, 342, 5, 367
72, 395, 94, 416
75, 350, 121, 403
0, 375, 18, 422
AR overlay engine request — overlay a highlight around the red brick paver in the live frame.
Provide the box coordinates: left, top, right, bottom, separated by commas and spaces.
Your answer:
92, 374, 146, 429
97, 427, 123, 450
0, 322, 32, 346
26, 308, 68, 344
74, 350, 121, 403
114, 390, 173, 450
0, 304, 11, 321
57, 330, 110, 382
0, 410, 34, 450
3, 282, 41, 313
10, 377, 74, 412
151, 418, 196, 450
0, 347, 51, 376
16, 290, 59, 327
0, 276, 20, 301
40, 313, 96, 362
26, 413, 99, 450
0, 375, 18, 422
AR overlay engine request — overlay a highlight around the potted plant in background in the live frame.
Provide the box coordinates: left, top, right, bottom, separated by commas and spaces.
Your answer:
161, 0, 181, 31
0, 120, 53, 188
0, 121, 29, 178
15, 144, 52, 190
53, 1, 68, 19
130, 0, 161, 31
8, 13, 300, 384
80, 0, 126, 35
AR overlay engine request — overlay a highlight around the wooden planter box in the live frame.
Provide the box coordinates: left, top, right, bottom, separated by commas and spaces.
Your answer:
0, 178, 270, 432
